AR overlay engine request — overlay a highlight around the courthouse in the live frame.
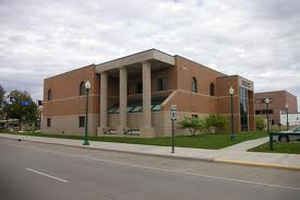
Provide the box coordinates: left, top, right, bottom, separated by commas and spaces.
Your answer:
42, 49, 255, 137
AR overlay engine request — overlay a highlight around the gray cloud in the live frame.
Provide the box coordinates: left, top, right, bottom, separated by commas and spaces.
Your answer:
0, 0, 299, 110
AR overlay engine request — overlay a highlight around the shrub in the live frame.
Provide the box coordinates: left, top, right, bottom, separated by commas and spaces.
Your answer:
256, 116, 265, 131
177, 117, 205, 136
204, 114, 228, 133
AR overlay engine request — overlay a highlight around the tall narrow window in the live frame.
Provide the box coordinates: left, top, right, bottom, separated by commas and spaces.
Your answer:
240, 87, 249, 131
192, 77, 198, 92
157, 78, 168, 91
79, 116, 85, 128
135, 82, 143, 94
79, 81, 86, 96
210, 83, 215, 96
47, 118, 51, 127
47, 89, 52, 100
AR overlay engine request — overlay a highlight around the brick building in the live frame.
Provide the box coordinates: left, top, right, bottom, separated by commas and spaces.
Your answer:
255, 90, 298, 125
41, 49, 255, 137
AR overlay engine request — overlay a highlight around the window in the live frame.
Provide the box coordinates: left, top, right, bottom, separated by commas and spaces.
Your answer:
210, 83, 215, 96
47, 89, 52, 100
128, 85, 132, 95
108, 106, 118, 114
79, 116, 85, 128
79, 81, 86, 96
131, 105, 143, 112
47, 118, 51, 127
258, 109, 274, 115
192, 77, 198, 92
240, 88, 249, 131
152, 104, 161, 111
157, 78, 168, 91
135, 82, 143, 94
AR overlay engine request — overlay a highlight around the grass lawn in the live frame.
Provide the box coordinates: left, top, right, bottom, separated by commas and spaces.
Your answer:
249, 142, 300, 154
0, 131, 268, 149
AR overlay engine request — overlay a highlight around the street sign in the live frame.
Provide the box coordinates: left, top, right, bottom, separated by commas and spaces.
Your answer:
22, 101, 31, 106
170, 105, 177, 121
170, 105, 177, 154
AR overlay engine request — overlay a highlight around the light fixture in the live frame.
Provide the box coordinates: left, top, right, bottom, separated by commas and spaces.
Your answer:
85, 80, 91, 89
229, 87, 234, 95
264, 98, 270, 104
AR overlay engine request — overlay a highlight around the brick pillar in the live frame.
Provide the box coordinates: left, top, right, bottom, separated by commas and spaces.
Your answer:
143, 62, 152, 128
99, 71, 108, 135
119, 67, 128, 133
141, 62, 155, 137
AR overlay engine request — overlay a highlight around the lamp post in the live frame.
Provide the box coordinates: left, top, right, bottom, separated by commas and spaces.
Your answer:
229, 87, 235, 140
286, 104, 289, 131
264, 98, 271, 133
83, 80, 91, 145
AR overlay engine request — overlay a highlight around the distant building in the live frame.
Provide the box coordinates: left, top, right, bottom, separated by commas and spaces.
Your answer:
255, 90, 298, 125
41, 49, 255, 137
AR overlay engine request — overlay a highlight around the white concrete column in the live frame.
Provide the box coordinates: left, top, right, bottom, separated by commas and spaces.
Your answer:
119, 67, 128, 132
142, 62, 152, 128
100, 71, 108, 131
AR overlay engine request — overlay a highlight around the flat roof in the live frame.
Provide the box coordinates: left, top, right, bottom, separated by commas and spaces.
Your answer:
95, 49, 175, 73
255, 90, 297, 97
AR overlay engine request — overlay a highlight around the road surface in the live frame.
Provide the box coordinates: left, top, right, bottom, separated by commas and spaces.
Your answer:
0, 138, 299, 200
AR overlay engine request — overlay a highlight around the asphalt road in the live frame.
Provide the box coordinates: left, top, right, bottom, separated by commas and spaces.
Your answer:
0, 138, 300, 200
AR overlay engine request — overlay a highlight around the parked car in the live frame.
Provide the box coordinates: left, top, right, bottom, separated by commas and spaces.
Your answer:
278, 126, 300, 142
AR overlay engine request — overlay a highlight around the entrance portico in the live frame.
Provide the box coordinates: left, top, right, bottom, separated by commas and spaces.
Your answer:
96, 49, 175, 137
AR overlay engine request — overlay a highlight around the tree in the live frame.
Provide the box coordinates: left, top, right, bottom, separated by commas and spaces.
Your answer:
3, 90, 38, 129
0, 84, 5, 108
0, 84, 6, 119
256, 116, 265, 131
178, 116, 205, 136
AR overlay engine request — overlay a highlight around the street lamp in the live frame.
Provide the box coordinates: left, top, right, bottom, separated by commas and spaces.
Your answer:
285, 104, 289, 131
83, 80, 91, 145
229, 87, 235, 140
263, 98, 271, 133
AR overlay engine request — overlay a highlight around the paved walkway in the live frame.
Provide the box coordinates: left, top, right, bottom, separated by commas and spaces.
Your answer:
222, 137, 269, 151
1, 134, 300, 170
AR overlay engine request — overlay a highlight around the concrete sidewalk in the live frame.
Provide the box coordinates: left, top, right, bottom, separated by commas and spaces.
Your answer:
1, 133, 300, 171
221, 137, 269, 151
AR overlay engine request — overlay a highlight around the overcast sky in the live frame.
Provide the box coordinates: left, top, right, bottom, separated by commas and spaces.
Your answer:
0, 0, 299, 106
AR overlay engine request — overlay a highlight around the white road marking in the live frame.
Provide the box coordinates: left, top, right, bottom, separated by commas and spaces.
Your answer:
5, 140, 300, 191
83, 157, 300, 192
26, 168, 68, 183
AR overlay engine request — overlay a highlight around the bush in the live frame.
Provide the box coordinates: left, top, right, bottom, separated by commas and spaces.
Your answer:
204, 114, 228, 133
177, 117, 205, 136
256, 116, 265, 131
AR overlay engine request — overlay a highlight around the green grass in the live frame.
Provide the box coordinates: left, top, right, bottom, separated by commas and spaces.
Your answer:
0, 131, 268, 149
249, 142, 300, 154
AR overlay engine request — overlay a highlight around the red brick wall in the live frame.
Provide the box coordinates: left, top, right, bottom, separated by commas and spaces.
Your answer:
165, 56, 224, 113
175, 56, 224, 94
216, 76, 241, 132
255, 90, 298, 124
43, 65, 98, 116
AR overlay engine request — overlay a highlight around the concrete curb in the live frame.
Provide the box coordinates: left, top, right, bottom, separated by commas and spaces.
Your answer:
3, 136, 215, 163
1, 134, 300, 171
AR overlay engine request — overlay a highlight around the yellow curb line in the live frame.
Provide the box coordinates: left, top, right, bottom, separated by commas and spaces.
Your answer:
215, 159, 300, 171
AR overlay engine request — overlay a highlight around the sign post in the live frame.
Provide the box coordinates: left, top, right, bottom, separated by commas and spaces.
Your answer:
170, 105, 177, 153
